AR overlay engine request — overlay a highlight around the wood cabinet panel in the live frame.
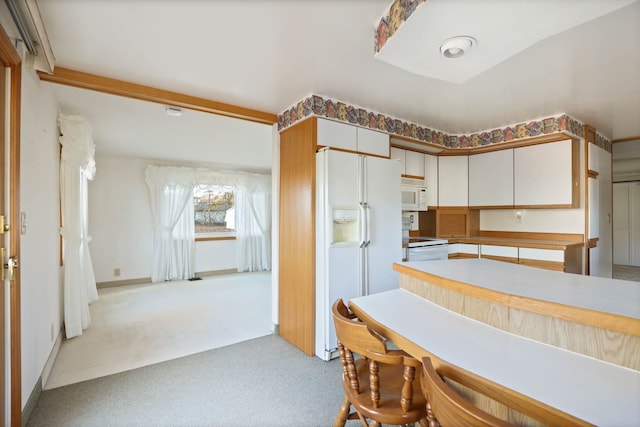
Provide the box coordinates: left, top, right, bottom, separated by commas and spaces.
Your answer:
436, 208, 478, 238
278, 118, 317, 355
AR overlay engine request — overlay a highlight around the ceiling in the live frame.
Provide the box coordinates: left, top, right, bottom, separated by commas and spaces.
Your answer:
30, 0, 640, 166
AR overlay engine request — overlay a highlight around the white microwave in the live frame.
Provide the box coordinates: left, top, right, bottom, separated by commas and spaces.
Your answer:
401, 185, 428, 211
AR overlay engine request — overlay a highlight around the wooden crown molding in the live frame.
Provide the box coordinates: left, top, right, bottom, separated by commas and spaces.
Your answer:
612, 135, 640, 143
37, 67, 278, 125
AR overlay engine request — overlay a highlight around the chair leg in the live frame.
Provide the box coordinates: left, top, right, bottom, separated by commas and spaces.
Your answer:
333, 396, 351, 427
418, 418, 430, 427
368, 421, 381, 427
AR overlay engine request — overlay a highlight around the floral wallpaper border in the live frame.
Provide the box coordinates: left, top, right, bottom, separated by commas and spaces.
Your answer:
374, 0, 426, 54
277, 94, 612, 153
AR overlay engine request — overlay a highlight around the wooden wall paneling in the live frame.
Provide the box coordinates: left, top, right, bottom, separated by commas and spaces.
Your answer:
399, 275, 509, 331
278, 118, 317, 355
400, 271, 640, 370
508, 308, 640, 371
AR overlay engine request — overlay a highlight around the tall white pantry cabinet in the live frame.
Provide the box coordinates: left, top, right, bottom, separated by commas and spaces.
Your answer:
613, 181, 640, 267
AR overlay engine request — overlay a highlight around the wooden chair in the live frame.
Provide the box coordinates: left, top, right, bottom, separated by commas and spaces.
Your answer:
421, 357, 515, 427
331, 298, 428, 427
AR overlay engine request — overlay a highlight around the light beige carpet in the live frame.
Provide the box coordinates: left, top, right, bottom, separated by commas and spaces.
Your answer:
613, 264, 640, 282
44, 271, 272, 389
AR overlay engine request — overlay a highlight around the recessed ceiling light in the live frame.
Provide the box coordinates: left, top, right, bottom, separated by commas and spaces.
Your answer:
164, 107, 183, 117
439, 36, 477, 59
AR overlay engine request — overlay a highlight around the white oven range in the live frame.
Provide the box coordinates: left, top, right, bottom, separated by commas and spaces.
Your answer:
405, 237, 449, 261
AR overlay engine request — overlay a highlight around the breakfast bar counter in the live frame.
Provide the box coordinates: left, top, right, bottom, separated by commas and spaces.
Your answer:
349, 289, 640, 426
394, 258, 640, 370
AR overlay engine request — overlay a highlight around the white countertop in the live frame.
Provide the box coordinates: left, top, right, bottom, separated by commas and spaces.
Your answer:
350, 289, 640, 426
401, 258, 640, 320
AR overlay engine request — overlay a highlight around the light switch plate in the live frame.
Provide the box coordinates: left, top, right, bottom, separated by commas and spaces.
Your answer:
20, 212, 27, 234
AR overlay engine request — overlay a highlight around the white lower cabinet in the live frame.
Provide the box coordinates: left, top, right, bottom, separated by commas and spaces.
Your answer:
480, 245, 518, 259
518, 248, 564, 262
448, 244, 478, 257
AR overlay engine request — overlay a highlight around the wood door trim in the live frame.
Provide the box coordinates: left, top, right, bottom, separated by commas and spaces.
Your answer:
0, 22, 22, 426
37, 67, 278, 126
9, 62, 21, 427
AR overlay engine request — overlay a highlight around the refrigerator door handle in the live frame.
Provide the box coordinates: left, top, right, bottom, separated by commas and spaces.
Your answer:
362, 246, 369, 295
364, 203, 371, 247
358, 202, 367, 248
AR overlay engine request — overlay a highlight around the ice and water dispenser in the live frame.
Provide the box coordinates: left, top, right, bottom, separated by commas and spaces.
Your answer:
331, 207, 360, 246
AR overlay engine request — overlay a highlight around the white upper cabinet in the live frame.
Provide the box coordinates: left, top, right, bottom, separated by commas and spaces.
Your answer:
425, 154, 438, 206
317, 118, 357, 151
317, 118, 389, 157
390, 147, 405, 170
357, 127, 389, 157
468, 149, 514, 207
405, 150, 425, 178
514, 140, 578, 207
390, 147, 424, 178
438, 156, 468, 207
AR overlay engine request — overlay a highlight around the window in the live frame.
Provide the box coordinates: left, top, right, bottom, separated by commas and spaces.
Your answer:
193, 185, 235, 235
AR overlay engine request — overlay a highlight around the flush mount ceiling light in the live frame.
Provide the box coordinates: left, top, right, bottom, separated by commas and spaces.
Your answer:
164, 107, 183, 117
439, 36, 477, 59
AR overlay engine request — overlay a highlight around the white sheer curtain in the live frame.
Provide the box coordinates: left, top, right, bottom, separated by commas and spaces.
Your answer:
145, 166, 196, 282
235, 188, 271, 272
145, 165, 272, 277
59, 114, 98, 339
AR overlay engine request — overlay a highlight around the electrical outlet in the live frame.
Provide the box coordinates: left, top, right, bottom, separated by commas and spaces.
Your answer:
114, 268, 121, 277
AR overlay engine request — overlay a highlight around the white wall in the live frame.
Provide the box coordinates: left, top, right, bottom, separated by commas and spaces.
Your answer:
19, 65, 61, 408
89, 153, 244, 283
613, 139, 640, 182
88, 154, 153, 282
480, 209, 585, 234
589, 144, 613, 277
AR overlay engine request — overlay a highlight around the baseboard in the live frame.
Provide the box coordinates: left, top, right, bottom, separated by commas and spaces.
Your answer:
195, 269, 238, 278
41, 329, 63, 388
96, 277, 152, 288
97, 269, 240, 288
22, 376, 42, 427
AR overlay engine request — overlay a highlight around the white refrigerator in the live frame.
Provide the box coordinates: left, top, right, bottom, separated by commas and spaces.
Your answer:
315, 148, 401, 360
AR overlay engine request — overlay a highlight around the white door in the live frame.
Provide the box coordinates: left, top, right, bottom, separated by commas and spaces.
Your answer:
363, 155, 401, 295
613, 182, 630, 265
631, 182, 640, 266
